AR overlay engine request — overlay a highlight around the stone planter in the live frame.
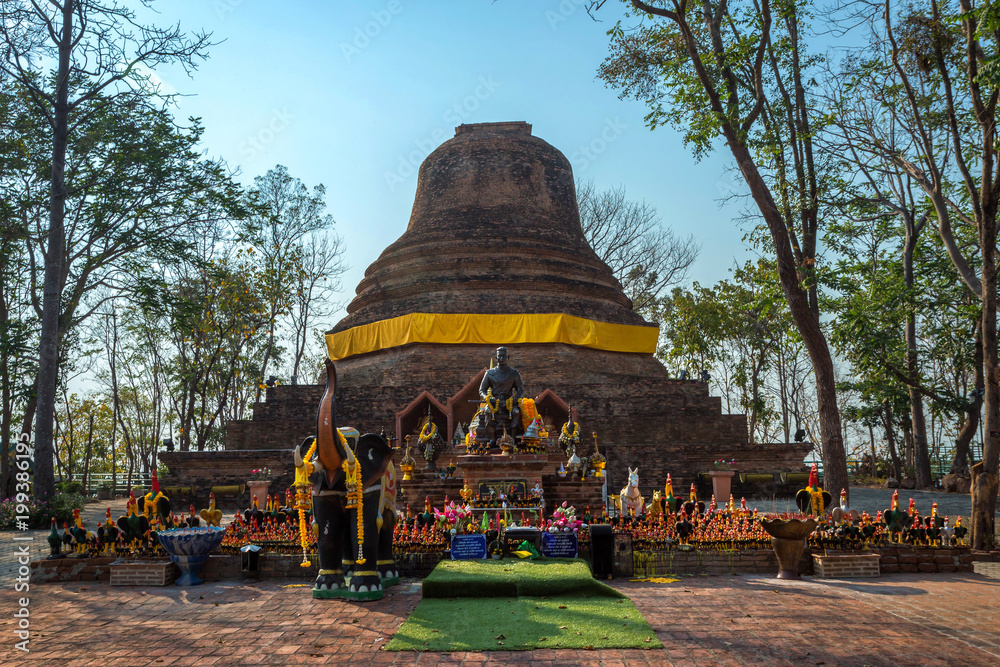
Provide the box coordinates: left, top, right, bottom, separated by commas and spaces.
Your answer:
760, 518, 817, 580
247, 480, 270, 502
157, 527, 226, 586
708, 470, 735, 500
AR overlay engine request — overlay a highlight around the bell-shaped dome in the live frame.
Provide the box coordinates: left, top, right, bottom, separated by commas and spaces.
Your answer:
331, 122, 648, 333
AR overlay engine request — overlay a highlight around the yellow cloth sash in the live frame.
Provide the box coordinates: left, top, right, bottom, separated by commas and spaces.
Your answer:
326, 313, 659, 361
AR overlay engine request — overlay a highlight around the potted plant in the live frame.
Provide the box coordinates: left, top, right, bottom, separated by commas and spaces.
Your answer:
97, 481, 113, 500
708, 458, 736, 500
247, 467, 272, 502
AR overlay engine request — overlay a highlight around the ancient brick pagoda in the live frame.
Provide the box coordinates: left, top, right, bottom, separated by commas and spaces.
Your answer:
166, 121, 808, 509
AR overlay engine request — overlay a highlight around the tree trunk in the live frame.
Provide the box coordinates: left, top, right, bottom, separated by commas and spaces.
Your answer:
883, 400, 901, 479
953, 321, 983, 475
83, 411, 94, 494
0, 354, 11, 499
901, 222, 932, 487
33, 0, 75, 500
728, 143, 848, 501
254, 328, 275, 404
972, 232, 999, 549
868, 423, 877, 477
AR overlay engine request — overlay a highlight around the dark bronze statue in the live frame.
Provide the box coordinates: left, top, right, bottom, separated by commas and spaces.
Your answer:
478, 346, 525, 444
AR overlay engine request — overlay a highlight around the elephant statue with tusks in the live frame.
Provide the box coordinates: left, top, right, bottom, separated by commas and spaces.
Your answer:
293, 359, 399, 600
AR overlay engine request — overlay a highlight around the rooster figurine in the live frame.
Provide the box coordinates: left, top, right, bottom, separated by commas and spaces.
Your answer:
940, 516, 954, 546
96, 507, 120, 553
882, 490, 910, 542
47, 518, 62, 558
794, 463, 832, 516
185, 505, 201, 528
137, 471, 171, 527
117, 491, 150, 546
69, 508, 96, 553
829, 488, 860, 525
243, 494, 264, 525
953, 516, 968, 546
682, 483, 705, 516
924, 502, 943, 546
200, 492, 223, 527
663, 474, 681, 513
675, 508, 694, 545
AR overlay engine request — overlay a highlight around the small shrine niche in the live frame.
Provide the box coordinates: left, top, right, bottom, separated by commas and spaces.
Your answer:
533, 389, 574, 433
395, 391, 448, 449
392, 359, 604, 515
446, 368, 487, 443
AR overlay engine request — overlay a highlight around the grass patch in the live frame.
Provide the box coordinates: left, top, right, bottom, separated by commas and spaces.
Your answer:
388, 559, 661, 651
385, 596, 661, 651
421, 558, 623, 598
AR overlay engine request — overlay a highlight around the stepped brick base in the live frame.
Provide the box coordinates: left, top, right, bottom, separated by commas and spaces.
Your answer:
221, 345, 812, 505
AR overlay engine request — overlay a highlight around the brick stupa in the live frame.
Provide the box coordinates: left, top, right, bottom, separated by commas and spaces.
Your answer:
167, 122, 808, 508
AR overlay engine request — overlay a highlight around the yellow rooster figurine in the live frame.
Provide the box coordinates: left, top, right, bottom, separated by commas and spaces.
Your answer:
199, 492, 223, 527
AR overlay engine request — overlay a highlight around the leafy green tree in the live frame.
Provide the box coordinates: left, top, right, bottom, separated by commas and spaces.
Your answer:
819, 0, 998, 545
0, 0, 214, 499
659, 261, 808, 445
598, 0, 850, 497
138, 232, 268, 452
2, 75, 244, 492
243, 166, 340, 401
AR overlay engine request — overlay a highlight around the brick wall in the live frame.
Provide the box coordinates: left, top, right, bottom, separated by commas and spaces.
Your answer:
30, 557, 118, 583
631, 548, 796, 577
109, 562, 176, 586
158, 450, 296, 509
877, 546, 974, 573
812, 554, 880, 578
627, 546, 976, 577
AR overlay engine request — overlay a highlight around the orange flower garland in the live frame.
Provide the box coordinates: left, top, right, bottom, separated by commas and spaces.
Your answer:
519, 398, 538, 429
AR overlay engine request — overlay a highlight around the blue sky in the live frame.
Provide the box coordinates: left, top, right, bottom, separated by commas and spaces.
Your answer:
155, 0, 753, 319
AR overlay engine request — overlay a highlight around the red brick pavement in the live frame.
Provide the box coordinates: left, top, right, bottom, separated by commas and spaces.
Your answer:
1, 573, 998, 666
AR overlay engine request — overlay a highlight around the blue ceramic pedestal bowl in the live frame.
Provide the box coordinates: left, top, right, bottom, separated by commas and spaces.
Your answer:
157, 527, 226, 586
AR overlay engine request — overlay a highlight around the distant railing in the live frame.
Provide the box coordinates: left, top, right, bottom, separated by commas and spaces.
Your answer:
58, 472, 152, 495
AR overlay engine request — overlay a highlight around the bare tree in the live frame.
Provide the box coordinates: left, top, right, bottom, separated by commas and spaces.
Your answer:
0, 0, 213, 498
244, 166, 338, 401
288, 232, 346, 383
577, 180, 699, 316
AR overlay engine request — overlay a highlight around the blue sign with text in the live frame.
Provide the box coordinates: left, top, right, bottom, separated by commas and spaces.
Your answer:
541, 532, 578, 558
450, 533, 488, 560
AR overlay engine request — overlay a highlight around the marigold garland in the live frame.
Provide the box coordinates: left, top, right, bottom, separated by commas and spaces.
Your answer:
296, 438, 318, 567
485, 389, 499, 414
343, 457, 365, 565
810, 489, 825, 516
561, 421, 579, 440
519, 398, 538, 429
419, 419, 438, 444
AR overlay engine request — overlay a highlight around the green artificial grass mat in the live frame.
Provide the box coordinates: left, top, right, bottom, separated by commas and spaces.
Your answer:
385, 596, 662, 651
421, 558, 624, 599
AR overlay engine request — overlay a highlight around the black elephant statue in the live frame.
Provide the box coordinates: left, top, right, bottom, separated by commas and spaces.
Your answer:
294, 359, 400, 600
